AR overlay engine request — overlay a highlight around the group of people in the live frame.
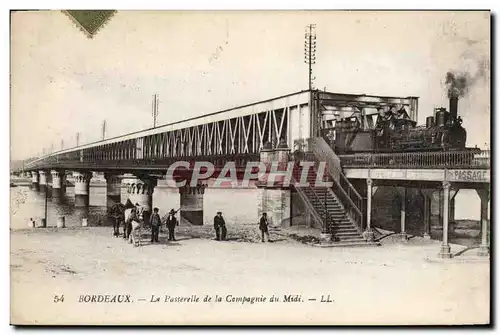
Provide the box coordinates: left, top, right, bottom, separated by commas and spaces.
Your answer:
109, 200, 273, 246
110, 200, 180, 247
213, 211, 271, 242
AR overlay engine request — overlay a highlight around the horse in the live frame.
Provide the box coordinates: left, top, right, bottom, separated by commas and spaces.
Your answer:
108, 203, 126, 237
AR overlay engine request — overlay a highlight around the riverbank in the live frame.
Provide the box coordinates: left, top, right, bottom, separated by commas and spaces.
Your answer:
10, 177, 31, 187
10, 225, 489, 325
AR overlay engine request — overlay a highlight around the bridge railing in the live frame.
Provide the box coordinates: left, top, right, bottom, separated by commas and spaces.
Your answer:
24, 153, 261, 171
338, 150, 490, 169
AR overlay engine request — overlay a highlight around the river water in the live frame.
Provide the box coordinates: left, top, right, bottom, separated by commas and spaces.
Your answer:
10, 184, 484, 248
10, 185, 111, 230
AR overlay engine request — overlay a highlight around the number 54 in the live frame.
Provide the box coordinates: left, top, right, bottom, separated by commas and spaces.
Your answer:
53, 295, 65, 303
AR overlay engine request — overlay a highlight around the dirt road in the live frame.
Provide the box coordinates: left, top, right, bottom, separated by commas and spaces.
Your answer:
10, 226, 490, 325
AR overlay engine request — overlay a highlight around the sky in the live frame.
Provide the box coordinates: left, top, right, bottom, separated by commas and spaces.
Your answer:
10, 10, 490, 160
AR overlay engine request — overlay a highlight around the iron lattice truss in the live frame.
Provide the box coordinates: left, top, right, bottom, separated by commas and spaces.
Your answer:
29, 108, 291, 171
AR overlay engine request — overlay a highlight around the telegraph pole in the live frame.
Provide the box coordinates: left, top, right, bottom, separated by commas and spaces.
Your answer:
304, 24, 318, 136
152, 94, 159, 128
102, 120, 107, 140
43, 183, 48, 228
304, 24, 317, 90
76, 132, 80, 147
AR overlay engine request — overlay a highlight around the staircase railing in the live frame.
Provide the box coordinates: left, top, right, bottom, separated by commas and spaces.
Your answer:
307, 137, 364, 232
292, 177, 331, 234
290, 163, 332, 234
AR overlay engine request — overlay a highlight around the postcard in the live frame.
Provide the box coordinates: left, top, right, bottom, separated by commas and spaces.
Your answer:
10, 10, 490, 325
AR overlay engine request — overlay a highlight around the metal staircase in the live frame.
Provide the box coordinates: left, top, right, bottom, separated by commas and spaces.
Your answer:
291, 137, 377, 246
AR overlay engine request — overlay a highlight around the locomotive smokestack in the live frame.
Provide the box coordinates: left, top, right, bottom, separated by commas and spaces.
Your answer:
449, 95, 458, 119
426, 116, 434, 128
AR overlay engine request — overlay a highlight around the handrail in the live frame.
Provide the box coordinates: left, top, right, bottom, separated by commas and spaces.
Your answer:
292, 181, 330, 233
307, 137, 364, 232
338, 150, 490, 169
307, 184, 331, 234
303, 151, 364, 233
288, 160, 331, 233
309, 138, 363, 199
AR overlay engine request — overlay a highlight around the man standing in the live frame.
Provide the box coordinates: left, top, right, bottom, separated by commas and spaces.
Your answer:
135, 203, 143, 220
259, 212, 270, 242
127, 208, 141, 247
149, 207, 161, 243
165, 209, 178, 241
214, 211, 227, 241
109, 204, 122, 238
123, 200, 135, 239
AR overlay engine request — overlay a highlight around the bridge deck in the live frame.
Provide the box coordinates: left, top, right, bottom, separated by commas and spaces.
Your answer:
340, 150, 490, 185
22, 90, 420, 172
344, 167, 490, 185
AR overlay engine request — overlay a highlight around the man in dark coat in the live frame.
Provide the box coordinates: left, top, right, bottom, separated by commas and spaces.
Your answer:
165, 209, 178, 241
149, 207, 161, 243
259, 212, 270, 242
214, 211, 227, 241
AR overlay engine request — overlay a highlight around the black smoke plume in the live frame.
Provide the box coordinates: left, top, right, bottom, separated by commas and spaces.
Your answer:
445, 71, 468, 98
445, 57, 489, 98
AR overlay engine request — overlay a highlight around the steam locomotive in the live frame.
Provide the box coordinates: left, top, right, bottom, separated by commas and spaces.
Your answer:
330, 96, 470, 154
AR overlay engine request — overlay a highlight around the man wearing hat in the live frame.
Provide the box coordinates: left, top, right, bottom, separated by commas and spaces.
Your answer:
149, 207, 161, 243
259, 212, 270, 242
165, 209, 179, 241
213, 211, 227, 241
135, 203, 151, 231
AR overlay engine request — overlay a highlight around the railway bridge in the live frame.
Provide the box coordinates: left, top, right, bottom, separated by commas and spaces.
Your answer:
20, 89, 490, 257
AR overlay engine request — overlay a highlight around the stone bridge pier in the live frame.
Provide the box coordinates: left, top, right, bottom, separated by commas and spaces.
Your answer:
179, 184, 205, 226
257, 143, 292, 228
38, 170, 48, 192
123, 176, 158, 223
258, 187, 291, 228
30, 171, 39, 191
104, 173, 122, 210
152, 179, 181, 218
73, 171, 92, 207
50, 170, 66, 199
